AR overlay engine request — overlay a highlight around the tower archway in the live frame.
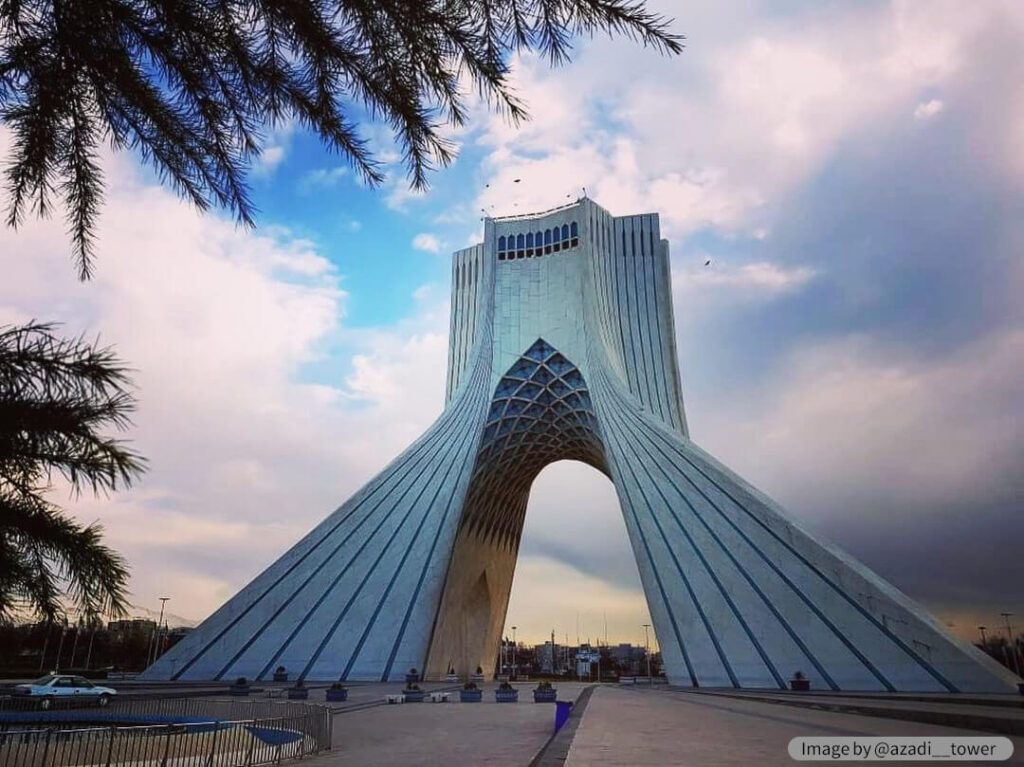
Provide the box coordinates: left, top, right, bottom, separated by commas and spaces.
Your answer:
145, 198, 1019, 694
425, 339, 608, 677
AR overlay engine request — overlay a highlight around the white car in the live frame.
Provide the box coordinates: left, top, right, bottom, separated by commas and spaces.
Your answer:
13, 674, 117, 710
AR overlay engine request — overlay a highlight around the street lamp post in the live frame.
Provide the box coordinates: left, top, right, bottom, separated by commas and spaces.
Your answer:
511, 626, 517, 680
642, 624, 652, 685
1001, 613, 1020, 676
148, 597, 170, 667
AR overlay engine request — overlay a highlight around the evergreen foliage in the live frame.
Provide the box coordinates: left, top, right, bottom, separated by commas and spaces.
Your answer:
0, 0, 682, 278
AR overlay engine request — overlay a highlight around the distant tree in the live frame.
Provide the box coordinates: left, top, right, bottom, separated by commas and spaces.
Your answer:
0, 0, 683, 278
0, 322, 145, 624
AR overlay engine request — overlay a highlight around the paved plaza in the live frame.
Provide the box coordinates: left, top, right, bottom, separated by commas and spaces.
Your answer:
302, 683, 1024, 766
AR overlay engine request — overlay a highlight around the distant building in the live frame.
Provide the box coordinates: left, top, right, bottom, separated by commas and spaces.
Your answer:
108, 619, 156, 634
538, 641, 568, 675
576, 647, 600, 679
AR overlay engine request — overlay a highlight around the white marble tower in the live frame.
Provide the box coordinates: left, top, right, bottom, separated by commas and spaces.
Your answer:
144, 199, 1019, 693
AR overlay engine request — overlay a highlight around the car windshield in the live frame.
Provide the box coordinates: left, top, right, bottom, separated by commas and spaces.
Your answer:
31, 675, 57, 685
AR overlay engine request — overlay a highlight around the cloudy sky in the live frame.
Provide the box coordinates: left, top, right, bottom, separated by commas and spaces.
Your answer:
1, 0, 1022, 649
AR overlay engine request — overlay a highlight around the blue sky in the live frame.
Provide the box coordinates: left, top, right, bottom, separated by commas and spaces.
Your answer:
1, 0, 1022, 646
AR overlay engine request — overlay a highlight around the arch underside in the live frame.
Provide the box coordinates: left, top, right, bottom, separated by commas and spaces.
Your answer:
426, 340, 607, 678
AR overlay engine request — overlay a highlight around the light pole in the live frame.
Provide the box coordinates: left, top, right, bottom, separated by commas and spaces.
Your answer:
642, 624, 652, 685
978, 625, 988, 648
148, 597, 170, 667
1001, 613, 1020, 676
511, 626, 517, 680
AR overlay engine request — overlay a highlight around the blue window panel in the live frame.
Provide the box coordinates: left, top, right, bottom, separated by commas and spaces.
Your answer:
544, 229, 552, 245
526, 232, 534, 248
515, 381, 542, 400
570, 221, 578, 237
498, 235, 506, 251
531, 367, 554, 386
546, 354, 571, 375
549, 379, 570, 398
516, 233, 525, 249
510, 359, 534, 378
496, 379, 518, 397
561, 224, 569, 241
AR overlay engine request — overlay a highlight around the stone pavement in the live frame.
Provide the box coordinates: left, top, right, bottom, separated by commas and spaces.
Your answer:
299, 682, 1024, 766
309, 682, 589, 766
565, 686, 1024, 766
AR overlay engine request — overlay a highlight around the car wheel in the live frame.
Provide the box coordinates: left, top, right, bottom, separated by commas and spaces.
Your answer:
39, 696, 53, 711
98, 694, 111, 708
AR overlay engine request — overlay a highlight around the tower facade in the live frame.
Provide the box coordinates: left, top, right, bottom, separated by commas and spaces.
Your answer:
145, 199, 1018, 692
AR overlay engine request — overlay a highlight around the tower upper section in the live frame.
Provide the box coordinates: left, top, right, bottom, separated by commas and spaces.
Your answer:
446, 198, 688, 436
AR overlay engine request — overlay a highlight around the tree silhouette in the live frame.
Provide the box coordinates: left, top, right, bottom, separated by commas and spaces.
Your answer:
0, 322, 145, 623
0, 0, 683, 278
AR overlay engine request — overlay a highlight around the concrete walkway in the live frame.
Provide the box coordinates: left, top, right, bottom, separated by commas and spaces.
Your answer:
565, 686, 1024, 766
310, 682, 589, 766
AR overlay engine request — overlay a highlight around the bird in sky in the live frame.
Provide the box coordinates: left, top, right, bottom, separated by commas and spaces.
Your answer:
704, 259, 712, 266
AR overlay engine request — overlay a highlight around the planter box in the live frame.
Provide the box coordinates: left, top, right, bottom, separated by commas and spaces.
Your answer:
460, 690, 483, 703
789, 679, 810, 691
533, 689, 557, 702
470, 673, 486, 683
287, 688, 309, 700
444, 674, 460, 683
403, 690, 426, 702
405, 673, 420, 684
229, 685, 250, 697
273, 672, 288, 682
495, 690, 519, 703
326, 688, 348, 702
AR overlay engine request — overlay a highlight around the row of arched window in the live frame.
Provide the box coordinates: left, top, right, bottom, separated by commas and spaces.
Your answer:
497, 222, 579, 260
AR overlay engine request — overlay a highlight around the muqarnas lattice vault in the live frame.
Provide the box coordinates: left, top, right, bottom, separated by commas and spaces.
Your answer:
145, 198, 1019, 692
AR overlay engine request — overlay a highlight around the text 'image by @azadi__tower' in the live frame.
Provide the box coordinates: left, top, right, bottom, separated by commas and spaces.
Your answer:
144, 198, 1020, 693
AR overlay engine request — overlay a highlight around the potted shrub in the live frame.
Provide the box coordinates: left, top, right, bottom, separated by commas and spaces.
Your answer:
326, 682, 348, 702
789, 671, 810, 692
460, 681, 482, 703
444, 665, 459, 684
403, 683, 425, 702
405, 667, 420, 685
273, 665, 288, 683
533, 680, 557, 702
495, 681, 518, 703
470, 665, 486, 683
230, 676, 250, 696
287, 680, 308, 700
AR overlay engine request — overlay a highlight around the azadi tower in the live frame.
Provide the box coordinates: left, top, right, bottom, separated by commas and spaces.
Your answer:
145, 199, 1018, 692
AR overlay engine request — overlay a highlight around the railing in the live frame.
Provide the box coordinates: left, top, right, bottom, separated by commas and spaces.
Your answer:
0, 697, 331, 766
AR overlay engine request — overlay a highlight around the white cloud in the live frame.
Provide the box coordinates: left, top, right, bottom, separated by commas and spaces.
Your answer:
300, 166, 349, 190
252, 120, 295, 178
254, 145, 285, 175
914, 99, 945, 120
691, 330, 1024, 517
412, 232, 442, 253
674, 261, 817, 294
0, 133, 451, 621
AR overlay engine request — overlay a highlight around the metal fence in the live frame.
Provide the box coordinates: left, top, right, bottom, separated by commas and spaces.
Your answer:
0, 697, 331, 767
